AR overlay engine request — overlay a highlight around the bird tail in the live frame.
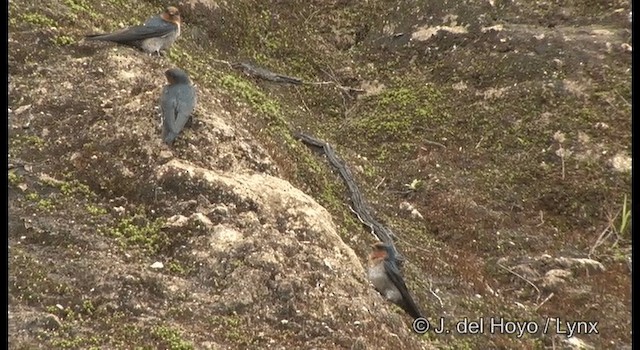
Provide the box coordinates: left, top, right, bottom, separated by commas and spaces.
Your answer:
84, 33, 110, 41
400, 299, 424, 320
84, 32, 133, 44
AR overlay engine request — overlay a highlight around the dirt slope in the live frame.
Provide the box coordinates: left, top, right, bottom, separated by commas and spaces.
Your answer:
9, 0, 631, 349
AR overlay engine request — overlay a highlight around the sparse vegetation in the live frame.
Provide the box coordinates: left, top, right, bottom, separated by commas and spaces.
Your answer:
60, 179, 94, 198
9, 0, 631, 349
11, 134, 46, 151
618, 194, 631, 237
36, 198, 56, 211
63, 0, 100, 19
150, 326, 194, 350
52, 34, 76, 46
167, 261, 185, 274
8, 171, 22, 186
20, 12, 58, 27
86, 204, 108, 216
105, 215, 167, 253
219, 74, 281, 118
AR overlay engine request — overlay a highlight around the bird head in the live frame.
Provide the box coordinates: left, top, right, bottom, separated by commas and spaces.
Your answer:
162, 6, 181, 25
165, 68, 191, 85
370, 241, 392, 261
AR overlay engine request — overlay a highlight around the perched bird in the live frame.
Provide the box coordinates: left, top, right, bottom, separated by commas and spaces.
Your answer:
160, 68, 197, 144
85, 6, 181, 55
368, 241, 423, 319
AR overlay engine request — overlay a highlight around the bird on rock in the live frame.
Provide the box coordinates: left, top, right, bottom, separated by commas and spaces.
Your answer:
159, 68, 197, 145
85, 6, 181, 55
368, 241, 424, 319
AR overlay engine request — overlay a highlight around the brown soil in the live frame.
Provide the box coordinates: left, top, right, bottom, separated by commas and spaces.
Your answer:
9, 0, 631, 349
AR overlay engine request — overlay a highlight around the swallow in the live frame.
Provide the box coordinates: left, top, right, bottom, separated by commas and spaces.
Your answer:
85, 6, 181, 55
368, 241, 423, 319
160, 68, 197, 145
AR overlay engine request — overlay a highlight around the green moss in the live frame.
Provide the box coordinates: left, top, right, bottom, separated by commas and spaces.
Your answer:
46, 305, 60, 314
20, 12, 58, 27
63, 0, 100, 19
151, 326, 194, 350
107, 0, 129, 6
51, 35, 76, 46
219, 74, 281, 117
83, 300, 96, 314
8, 171, 22, 186
10, 248, 70, 304
37, 198, 56, 211
206, 315, 252, 343
86, 204, 108, 216
105, 215, 166, 253
167, 261, 186, 274
51, 337, 85, 349
60, 179, 95, 199
11, 134, 46, 151
25, 192, 40, 201
347, 83, 447, 160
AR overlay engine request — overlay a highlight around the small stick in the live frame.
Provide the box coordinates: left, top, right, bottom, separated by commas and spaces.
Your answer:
422, 140, 446, 149
348, 205, 377, 240
211, 58, 233, 69
534, 292, 554, 311
375, 177, 386, 190
429, 280, 444, 308
294, 87, 311, 113
305, 81, 334, 86
498, 263, 541, 303
615, 90, 631, 107
536, 210, 545, 227
588, 212, 618, 258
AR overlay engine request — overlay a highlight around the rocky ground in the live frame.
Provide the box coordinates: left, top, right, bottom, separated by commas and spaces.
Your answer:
9, 0, 631, 349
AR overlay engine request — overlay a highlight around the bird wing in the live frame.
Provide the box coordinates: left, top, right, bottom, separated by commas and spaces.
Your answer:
161, 87, 179, 143
172, 85, 197, 134
161, 85, 196, 144
383, 259, 423, 319
86, 16, 176, 43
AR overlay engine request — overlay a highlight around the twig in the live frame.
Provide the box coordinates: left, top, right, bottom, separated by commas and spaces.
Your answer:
210, 58, 233, 69
615, 90, 631, 107
588, 212, 618, 258
334, 84, 366, 94
428, 280, 444, 308
560, 154, 565, 180
375, 177, 386, 190
305, 81, 334, 86
536, 210, 545, 227
294, 86, 311, 113
322, 67, 339, 82
421, 140, 446, 149
604, 98, 618, 111
304, 8, 322, 25
498, 263, 541, 303
534, 292, 554, 311
348, 205, 377, 240
154, 186, 162, 202
475, 136, 484, 149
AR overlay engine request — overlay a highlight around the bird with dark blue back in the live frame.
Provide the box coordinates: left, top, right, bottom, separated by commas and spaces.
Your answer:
159, 68, 197, 145
368, 241, 424, 319
85, 6, 181, 55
